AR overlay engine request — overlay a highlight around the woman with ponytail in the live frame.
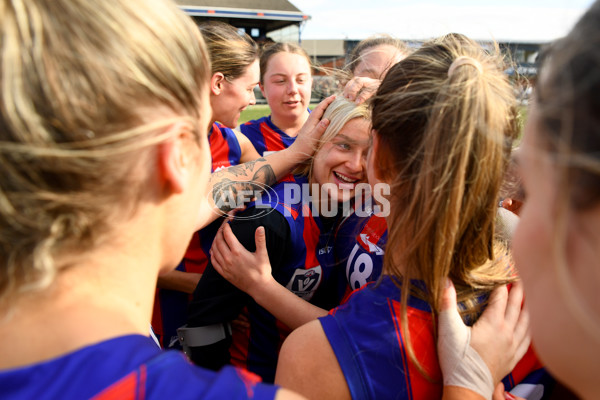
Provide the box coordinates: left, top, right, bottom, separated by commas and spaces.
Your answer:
274, 34, 547, 399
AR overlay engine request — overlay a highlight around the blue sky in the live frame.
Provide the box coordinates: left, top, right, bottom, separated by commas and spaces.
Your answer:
295, 0, 596, 42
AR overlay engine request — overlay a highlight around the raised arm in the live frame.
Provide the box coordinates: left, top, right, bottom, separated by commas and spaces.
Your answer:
203, 96, 334, 223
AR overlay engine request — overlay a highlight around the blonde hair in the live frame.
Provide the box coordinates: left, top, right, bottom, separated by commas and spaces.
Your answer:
535, 0, 600, 337
259, 42, 312, 84
0, 0, 210, 306
294, 97, 371, 178
199, 21, 259, 81
371, 33, 518, 377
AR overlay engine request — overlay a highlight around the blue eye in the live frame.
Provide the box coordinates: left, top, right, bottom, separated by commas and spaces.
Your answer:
338, 143, 351, 150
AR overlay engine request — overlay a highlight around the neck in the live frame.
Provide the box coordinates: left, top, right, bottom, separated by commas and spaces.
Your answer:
0, 212, 163, 369
270, 110, 309, 137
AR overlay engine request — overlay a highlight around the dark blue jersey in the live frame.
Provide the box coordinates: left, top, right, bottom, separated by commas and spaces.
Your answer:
187, 174, 342, 382
229, 174, 340, 382
0, 335, 277, 400
320, 276, 552, 400
240, 116, 296, 156
333, 205, 387, 302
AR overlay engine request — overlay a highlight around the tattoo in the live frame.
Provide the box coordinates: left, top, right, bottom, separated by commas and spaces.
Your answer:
211, 159, 277, 213
211, 157, 266, 180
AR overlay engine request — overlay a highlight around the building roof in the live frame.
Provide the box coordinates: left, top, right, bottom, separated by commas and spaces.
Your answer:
176, 0, 302, 12
175, 0, 309, 32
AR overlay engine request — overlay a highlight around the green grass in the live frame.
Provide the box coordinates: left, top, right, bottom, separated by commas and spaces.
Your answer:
239, 105, 271, 124
239, 104, 319, 125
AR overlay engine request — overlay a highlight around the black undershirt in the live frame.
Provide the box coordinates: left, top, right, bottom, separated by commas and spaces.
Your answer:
186, 207, 291, 370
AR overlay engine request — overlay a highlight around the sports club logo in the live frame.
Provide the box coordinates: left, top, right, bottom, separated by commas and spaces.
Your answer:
285, 266, 322, 300
358, 234, 384, 255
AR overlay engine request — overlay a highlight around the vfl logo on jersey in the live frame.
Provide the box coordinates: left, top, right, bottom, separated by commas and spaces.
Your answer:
358, 234, 384, 255
318, 246, 332, 255
285, 266, 322, 300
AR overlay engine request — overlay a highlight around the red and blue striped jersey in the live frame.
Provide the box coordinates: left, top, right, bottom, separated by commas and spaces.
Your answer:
209, 122, 243, 172
320, 276, 551, 400
240, 116, 296, 156
333, 205, 388, 302
152, 122, 243, 348
1, 334, 277, 400
229, 174, 341, 382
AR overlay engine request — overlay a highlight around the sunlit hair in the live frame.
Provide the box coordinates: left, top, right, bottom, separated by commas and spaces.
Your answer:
198, 21, 259, 81
535, 0, 600, 337
346, 34, 411, 77
259, 42, 312, 84
371, 33, 519, 377
0, 0, 210, 307
294, 96, 371, 178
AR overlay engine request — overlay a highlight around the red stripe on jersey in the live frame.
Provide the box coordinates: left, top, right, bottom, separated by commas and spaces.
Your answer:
276, 173, 298, 218
260, 121, 286, 153
137, 365, 146, 400
388, 298, 442, 399
209, 124, 234, 170
278, 203, 299, 220
357, 215, 387, 252
506, 346, 543, 387
388, 299, 413, 399
279, 174, 295, 183
235, 368, 262, 398
182, 232, 208, 274
302, 206, 320, 269
92, 369, 139, 400
230, 307, 251, 372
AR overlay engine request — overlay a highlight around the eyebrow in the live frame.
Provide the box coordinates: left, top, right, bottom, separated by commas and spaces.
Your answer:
269, 73, 310, 78
334, 134, 370, 146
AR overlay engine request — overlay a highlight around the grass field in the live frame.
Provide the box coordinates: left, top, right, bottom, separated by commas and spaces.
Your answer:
239, 104, 319, 124
240, 103, 529, 139
239, 105, 271, 124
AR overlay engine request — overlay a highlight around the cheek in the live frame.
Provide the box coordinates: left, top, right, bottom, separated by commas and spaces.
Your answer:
300, 83, 312, 97
265, 85, 282, 100
312, 148, 335, 183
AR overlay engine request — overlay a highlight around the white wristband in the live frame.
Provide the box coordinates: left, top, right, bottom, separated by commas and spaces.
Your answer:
438, 309, 495, 400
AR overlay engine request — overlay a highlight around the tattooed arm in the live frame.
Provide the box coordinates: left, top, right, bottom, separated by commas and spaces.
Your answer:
201, 95, 335, 225
209, 158, 276, 214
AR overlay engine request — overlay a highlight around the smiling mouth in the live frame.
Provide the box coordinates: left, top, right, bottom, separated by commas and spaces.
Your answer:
333, 171, 360, 184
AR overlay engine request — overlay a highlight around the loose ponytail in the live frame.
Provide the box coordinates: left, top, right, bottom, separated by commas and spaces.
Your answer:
371, 33, 519, 378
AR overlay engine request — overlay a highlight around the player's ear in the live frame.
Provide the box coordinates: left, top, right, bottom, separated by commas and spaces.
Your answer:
211, 72, 226, 96
157, 123, 195, 194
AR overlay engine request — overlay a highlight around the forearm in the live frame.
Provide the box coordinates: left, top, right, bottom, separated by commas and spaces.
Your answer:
210, 147, 306, 201
207, 97, 333, 218
250, 277, 328, 330
157, 270, 201, 294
